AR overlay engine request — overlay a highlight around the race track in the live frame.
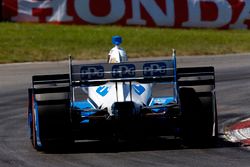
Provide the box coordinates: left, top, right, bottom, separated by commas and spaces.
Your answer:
0, 55, 250, 167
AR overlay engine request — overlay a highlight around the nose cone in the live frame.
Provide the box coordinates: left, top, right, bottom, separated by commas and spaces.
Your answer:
112, 36, 122, 46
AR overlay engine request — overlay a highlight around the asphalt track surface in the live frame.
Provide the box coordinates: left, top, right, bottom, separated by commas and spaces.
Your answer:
1, 55, 250, 167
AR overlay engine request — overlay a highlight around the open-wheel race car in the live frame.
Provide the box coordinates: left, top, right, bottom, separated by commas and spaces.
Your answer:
28, 48, 218, 151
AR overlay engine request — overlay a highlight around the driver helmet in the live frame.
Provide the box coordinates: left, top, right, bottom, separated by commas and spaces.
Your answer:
108, 36, 128, 63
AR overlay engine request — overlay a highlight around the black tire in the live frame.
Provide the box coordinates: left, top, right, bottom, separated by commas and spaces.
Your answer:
179, 87, 217, 146
31, 90, 72, 151
112, 102, 137, 138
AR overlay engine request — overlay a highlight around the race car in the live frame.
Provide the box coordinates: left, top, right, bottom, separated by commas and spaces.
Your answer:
28, 38, 218, 151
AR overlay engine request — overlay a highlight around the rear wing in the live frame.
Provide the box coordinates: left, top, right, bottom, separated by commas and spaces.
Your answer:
177, 67, 215, 87
70, 57, 176, 87
30, 74, 70, 105
29, 50, 215, 105
177, 66, 215, 97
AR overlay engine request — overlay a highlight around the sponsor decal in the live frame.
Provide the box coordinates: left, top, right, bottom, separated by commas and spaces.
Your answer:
80, 65, 104, 80
133, 84, 145, 95
96, 86, 110, 96
112, 64, 135, 78
143, 62, 168, 77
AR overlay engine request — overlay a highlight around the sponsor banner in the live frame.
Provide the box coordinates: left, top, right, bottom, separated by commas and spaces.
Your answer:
2, 0, 250, 29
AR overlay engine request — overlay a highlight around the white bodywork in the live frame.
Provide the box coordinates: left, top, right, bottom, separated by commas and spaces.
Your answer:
88, 82, 152, 115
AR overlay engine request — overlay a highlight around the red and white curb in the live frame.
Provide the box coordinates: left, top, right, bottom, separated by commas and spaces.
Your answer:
225, 118, 250, 146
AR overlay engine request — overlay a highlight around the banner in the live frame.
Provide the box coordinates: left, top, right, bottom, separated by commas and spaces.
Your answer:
2, 0, 250, 29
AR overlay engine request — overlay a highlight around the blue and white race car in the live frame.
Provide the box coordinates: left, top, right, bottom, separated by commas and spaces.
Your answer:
28, 36, 218, 150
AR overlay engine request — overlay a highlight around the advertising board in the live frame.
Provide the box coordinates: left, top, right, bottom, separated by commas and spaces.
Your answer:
2, 0, 250, 29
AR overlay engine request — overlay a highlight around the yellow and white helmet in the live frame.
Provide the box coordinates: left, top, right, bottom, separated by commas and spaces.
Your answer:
108, 36, 128, 63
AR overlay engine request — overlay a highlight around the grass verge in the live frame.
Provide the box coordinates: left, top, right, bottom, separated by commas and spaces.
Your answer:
0, 22, 250, 63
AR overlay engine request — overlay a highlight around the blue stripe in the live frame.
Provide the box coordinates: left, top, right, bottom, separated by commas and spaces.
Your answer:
72, 101, 95, 110
81, 119, 90, 124
150, 97, 174, 113
81, 111, 97, 117
34, 99, 42, 147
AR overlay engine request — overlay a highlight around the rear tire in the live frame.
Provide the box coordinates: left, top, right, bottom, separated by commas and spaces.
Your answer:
179, 88, 217, 147
31, 90, 72, 151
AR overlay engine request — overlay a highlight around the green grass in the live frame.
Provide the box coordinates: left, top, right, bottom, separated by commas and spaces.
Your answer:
0, 22, 250, 63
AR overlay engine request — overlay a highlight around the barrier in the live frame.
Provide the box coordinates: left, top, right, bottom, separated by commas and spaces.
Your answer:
2, 0, 250, 29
